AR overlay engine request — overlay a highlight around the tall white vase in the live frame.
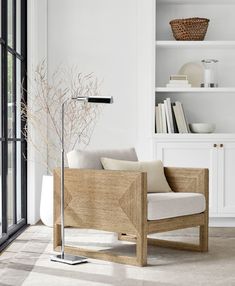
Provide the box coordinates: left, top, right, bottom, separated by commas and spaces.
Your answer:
40, 175, 53, 227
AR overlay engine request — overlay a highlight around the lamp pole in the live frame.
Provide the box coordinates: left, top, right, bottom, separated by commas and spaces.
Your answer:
60, 100, 66, 259
51, 96, 113, 265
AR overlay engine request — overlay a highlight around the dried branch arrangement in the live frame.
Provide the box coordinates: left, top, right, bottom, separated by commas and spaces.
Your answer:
21, 60, 103, 174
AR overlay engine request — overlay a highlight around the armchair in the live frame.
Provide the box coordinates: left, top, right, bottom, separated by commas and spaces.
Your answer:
53, 163, 208, 267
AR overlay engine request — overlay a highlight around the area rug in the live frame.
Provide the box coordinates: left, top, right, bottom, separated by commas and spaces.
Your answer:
0, 225, 235, 286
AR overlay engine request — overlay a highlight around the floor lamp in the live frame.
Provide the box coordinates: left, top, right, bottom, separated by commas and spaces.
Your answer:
51, 95, 113, 265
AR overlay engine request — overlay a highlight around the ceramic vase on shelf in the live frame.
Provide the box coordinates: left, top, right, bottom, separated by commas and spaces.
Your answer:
201, 59, 219, 88
40, 175, 53, 227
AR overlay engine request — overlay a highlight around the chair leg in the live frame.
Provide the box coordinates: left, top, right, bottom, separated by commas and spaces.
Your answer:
53, 224, 61, 249
136, 234, 147, 266
200, 225, 208, 252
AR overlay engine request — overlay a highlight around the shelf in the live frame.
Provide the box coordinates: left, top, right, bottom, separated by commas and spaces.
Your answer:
156, 41, 235, 49
156, 87, 235, 93
152, 133, 235, 141
156, 0, 235, 4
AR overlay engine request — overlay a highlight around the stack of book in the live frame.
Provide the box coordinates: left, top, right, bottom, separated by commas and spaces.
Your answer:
166, 75, 191, 88
155, 98, 189, 133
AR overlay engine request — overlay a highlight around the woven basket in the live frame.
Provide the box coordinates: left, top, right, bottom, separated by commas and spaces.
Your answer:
169, 18, 210, 41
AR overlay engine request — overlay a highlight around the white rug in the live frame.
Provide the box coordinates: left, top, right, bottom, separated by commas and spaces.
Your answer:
0, 225, 235, 286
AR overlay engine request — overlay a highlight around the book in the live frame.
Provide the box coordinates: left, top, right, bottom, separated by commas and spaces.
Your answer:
175, 102, 189, 133
155, 105, 161, 133
166, 83, 191, 88
173, 103, 184, 133
169, 80, 189, 84
179, 102, 190, 133
164, 98, 174, 133
164, 101, 171, 133
160, 103, 167, 133
170, 75, 187, 81
166, 98, 174, 133
171, 103, 178, 133
159, 104, 163, 133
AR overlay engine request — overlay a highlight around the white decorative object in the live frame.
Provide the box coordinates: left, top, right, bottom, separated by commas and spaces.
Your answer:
40, 175, 53, 227
166, 74, 191, 88
179, 62, 204, 87
189, 123, 216, 133
201, 59, 219, 88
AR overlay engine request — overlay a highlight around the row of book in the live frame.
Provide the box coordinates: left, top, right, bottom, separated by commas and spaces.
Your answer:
155, 98, 189, 133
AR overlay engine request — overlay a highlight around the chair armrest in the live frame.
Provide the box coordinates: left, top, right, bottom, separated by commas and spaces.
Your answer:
54, 168, 147, 235
164, 167, 209, 198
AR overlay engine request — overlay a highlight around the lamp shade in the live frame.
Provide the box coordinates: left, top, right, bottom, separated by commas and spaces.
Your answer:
73, 96, 113, 104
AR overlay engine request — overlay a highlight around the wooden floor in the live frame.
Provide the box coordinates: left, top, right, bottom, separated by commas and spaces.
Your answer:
1, 225, 235, 286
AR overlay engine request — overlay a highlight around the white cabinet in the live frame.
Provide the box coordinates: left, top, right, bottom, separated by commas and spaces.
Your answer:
154, 140, 235, 218
217, 143, 235, 216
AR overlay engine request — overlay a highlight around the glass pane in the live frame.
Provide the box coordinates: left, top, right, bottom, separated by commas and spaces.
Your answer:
0, 44, 1, 237
16, 142, 21, 222
16, 60, 21, 138
8, 0, 13, 48
16, 0, 21, 54
7, 142, 14, 227
0, 0, 2, 39
0, 45, 2, 138
8, 53, 14, 138
0, 141, 2, 238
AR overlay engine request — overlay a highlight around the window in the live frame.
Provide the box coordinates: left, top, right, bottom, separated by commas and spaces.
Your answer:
0, 0, 27, 251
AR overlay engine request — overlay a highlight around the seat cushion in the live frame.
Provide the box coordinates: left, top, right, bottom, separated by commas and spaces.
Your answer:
147, 192, 206, 220
101, 158, 172, 193
67, 148, 138, 169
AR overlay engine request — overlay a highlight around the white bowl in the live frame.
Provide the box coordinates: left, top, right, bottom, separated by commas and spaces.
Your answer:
189, 123, 216, 133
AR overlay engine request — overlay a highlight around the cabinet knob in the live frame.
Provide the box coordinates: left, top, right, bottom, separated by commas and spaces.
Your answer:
220, 144, 224, 148
213, 144, 217, 148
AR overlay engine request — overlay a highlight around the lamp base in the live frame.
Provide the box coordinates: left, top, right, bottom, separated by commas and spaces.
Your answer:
50, 254, 88, 265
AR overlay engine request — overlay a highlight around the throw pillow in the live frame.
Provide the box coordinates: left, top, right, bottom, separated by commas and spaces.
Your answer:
101, 158, 172, 193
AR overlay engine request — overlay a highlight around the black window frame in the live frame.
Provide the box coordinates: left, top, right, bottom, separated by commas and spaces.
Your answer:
0, 0, 27, 251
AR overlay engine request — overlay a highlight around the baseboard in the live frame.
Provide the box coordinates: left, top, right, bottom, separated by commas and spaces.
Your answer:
209, 217, 235, 227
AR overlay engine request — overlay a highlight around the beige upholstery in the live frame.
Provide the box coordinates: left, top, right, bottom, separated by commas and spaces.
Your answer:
67, 148, 138, 169
147, 192, 206, 220
101, 158, 172, 193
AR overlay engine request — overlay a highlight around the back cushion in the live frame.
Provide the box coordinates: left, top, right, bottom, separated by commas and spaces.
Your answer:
67, 148, 138, 169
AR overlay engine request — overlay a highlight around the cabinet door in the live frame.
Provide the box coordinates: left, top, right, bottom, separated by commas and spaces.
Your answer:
218, 143, 235, 216
154, 142, 218, 216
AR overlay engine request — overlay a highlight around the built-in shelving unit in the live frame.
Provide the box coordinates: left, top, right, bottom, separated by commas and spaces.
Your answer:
139, 0, 235, 224
154, 0, 235, 135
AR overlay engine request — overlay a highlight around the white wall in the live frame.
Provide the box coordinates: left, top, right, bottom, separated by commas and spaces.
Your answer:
28, 0, 143, 223
28, 0, 151, 223
27, 0, 48, 224
47, 0, 139, 151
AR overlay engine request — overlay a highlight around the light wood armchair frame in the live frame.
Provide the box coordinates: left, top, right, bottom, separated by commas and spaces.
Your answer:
53, 167, 209, 266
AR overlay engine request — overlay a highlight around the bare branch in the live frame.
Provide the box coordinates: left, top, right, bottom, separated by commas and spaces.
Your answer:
21, 61, 103, 173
